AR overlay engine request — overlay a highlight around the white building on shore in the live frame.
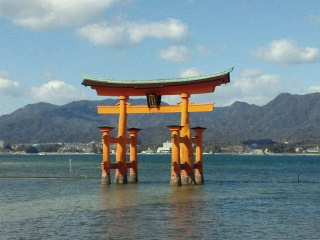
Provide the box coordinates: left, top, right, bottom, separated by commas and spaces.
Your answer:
306, 147, 320, 153
0, 140, 8, 149
156, 141, 172, 153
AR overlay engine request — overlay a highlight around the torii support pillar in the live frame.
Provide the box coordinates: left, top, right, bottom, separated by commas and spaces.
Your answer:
168, 125, 183, 186
192, 127, 207, 184
99, 126, 115, 185
127, 128, 141, 183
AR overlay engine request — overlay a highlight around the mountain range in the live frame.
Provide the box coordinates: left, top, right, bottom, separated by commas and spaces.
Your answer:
1, 92, 320, 148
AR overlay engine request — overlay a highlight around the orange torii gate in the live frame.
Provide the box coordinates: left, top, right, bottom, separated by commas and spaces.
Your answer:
82, 68, 232, 186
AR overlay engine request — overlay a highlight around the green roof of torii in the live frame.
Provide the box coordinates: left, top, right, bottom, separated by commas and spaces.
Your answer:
82, 68, 233, 87
82, 68, 232, 96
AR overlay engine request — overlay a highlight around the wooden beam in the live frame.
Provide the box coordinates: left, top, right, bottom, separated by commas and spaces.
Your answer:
97, 103, 214, 114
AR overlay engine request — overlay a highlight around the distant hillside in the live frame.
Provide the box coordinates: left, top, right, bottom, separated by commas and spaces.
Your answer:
207, 92, 320, 142
1, 93, 320, 147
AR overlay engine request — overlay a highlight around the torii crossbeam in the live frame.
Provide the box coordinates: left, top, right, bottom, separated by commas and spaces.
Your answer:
82, 68, 232, 185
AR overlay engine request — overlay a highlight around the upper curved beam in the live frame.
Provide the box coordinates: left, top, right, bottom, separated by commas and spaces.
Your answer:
82, 68, 233, 96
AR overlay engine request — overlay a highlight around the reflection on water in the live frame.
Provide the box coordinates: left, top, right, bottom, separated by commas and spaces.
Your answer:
0, 154, 320, 239
98, 184, 207, 239
168, 186, 206, 239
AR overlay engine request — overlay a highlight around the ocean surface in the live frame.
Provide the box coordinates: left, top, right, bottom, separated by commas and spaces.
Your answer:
0, 153, 319, 239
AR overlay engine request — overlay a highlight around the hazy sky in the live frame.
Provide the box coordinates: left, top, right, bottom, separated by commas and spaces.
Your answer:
1, 0, 320, 115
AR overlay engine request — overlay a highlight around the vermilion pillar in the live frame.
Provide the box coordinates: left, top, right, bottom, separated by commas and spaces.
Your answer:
127, 128, 141, 183
115, 96, 128, 184
180, 93, 195, 185
192, 127, 206, 184
168, 125, 183, 186
98, 126, 115, 185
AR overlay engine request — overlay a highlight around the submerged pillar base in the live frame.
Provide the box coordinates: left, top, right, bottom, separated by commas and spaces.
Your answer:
195, 173, 204, 185
129, 173, 138, 183
101, 173, 111, 185
181, 174, 196, 185
115, 175, 128, 184
170, 174, 182, 186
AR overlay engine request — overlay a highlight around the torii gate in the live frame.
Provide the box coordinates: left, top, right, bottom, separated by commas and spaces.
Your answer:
82, 68, 232, 186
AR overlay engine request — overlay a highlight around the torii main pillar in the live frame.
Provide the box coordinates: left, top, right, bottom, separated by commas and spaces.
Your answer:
114, 96, 127, 183
179, 93, 195, 185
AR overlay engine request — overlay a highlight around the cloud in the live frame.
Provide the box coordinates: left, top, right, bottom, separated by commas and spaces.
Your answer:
252, 39, 320, 65
0, 73, 93, 115
0, 0, 118, 30
306, 85, 320, 93
0, 77, 23, 97
162, 67, 203, 104
179, 67, 203, 77
239, 68, 261, 78
158, 45, 190, 62
185, 68, 285, 107
180, 68, 284, 107
30, 80, 89, 104
77, 18, 188, 48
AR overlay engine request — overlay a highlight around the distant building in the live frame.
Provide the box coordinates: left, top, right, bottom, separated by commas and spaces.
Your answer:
89, 140, 97, 153
0, 140, 4, 148
140, 147, 156, 154
306, 147, 320, 153
156, 141, 172, 153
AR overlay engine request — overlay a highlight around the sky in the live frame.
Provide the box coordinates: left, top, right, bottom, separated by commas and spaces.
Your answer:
1, 0, 320, 115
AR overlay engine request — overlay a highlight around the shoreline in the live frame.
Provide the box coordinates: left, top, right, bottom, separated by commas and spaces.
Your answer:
1, 151, 320, 156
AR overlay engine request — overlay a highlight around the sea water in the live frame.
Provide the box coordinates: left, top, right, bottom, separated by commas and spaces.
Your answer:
0, 154, 319, 239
